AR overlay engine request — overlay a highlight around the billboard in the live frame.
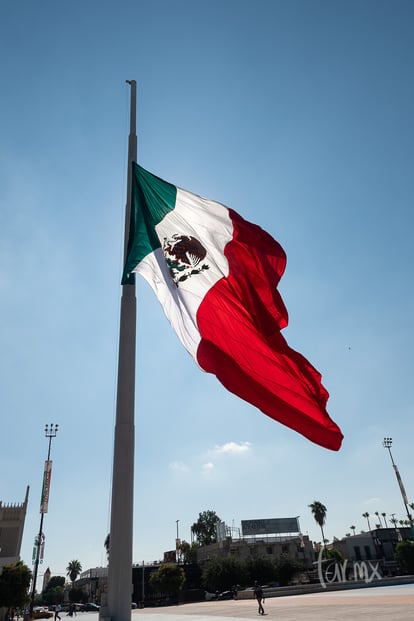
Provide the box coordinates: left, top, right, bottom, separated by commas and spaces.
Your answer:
241, 517, 299, 536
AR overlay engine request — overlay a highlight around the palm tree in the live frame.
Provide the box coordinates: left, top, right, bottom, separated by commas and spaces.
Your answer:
350, 525, 356, 536
381, 513, 388, 528
374, 512, 382, 527
362, 512, 371, 530
66, 560, 82, 588
309, 501, 327, 546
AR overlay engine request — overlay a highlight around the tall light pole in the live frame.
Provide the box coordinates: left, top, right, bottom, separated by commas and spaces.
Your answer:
30, 424, 58, 614
175, 520, 180, 563
383, 437, 413, 528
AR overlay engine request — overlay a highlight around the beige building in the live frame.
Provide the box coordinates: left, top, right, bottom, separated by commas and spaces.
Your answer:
195, 518, 315, 570
196, 533, 315, 569
0, 486, 29, 567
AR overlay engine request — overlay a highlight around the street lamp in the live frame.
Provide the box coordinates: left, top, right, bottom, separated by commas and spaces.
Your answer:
383, 437, 413, 528
175, 520, 180, 563
29, 424, 59, 615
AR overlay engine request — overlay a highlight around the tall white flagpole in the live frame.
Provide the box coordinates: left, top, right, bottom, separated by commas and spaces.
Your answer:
101, 80, 137, 621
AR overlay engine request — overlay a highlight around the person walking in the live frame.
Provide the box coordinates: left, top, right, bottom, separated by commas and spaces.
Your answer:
54, 605, 61, 621
254, 581, 265, 615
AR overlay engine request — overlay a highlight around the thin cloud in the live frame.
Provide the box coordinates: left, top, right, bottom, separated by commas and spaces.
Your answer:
364, 497, 382, 507
169, 461, 190, 473
214, 441, 251, 455
202, 462, 215, 474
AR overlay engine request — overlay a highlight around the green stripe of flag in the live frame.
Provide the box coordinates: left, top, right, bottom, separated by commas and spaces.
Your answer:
123, 164, 177, 284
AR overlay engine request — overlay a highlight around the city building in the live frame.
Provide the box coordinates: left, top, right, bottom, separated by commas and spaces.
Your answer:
0, 486, 29, 567
196, 517, 315, 570
330, 526, 413, 575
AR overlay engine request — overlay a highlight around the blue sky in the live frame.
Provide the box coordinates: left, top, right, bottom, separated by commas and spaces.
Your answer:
1, 0, 414, 588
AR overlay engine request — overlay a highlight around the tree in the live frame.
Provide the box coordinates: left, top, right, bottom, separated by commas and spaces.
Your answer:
104, 534, 110, 563
246, 557, 275, 586
43, 576, 65, 606
395, 541, 414, 574
43, 585, 64, 606
350, 525, 356, 536
180, 540, 197, 564
44, 576, 65, 591
321, 548, 344, 563
309, 501, 327, 545
273, 554, 304, 586
66, 560, 82, 587
201, 557, 247, 592
191, 510, 221, 546
381, 513, 388, 528
149, 564, 185, 598
374, 512, 382, 527
362, 512, 371, 530
68, 587, 86, 604
0, 561, 31, 611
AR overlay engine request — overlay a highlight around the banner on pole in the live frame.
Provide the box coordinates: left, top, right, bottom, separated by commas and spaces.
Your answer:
39, 533, 45, 562
393, 465, 409, 505
32, 533, 45, 564
40, 460, 52, 513
32, 536, 38, 563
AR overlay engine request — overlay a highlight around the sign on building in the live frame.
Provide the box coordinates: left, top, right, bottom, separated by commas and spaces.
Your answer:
241, 517, 299, 536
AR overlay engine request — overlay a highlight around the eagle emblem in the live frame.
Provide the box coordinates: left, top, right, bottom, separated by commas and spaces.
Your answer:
162, 234, 209, 286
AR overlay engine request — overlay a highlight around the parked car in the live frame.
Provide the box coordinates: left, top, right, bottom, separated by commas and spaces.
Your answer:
218, 591, 233, 600
80, 603, 100, 612
32, 609, 53, 619
204, 591, 218, 601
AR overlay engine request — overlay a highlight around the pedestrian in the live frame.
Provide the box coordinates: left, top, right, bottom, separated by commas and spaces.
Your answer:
54, 605, 61, 621
253, 581, 265, 615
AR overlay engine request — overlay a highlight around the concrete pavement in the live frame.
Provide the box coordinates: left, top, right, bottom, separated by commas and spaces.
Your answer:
130, 584, 414, 621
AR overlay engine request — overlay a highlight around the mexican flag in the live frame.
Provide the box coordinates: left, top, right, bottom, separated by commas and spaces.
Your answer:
123, 163, 343, 451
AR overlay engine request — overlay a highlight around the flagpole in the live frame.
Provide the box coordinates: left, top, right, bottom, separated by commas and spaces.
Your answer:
102, 80, 137, 621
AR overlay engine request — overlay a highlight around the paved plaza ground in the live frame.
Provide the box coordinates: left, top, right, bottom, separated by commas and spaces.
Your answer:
128, 584, 414, 621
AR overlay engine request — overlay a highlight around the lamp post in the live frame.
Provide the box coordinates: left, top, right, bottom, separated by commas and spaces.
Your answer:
30, 424, 58, 615
141, 560, 145, 605
383, 437, 413, 528
175, 520, 180, 563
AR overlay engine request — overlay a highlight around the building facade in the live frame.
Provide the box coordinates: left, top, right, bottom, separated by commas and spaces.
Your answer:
0, 486, 29, 567
196, 533, 315, 569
